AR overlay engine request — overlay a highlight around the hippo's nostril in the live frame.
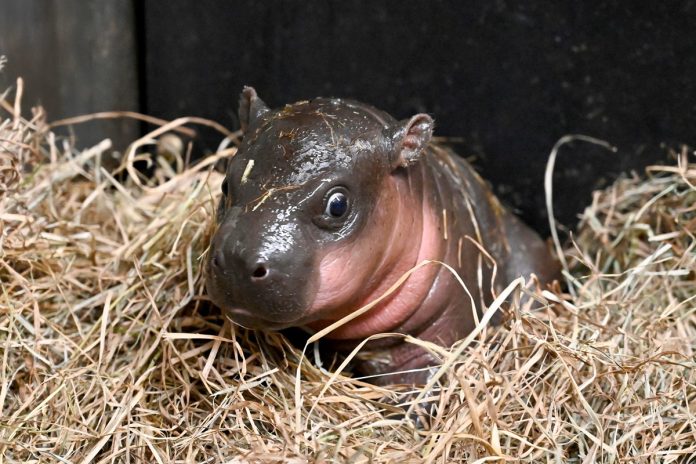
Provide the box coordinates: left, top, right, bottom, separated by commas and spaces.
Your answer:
251, 263, 268, 280
212, 251, 223, 269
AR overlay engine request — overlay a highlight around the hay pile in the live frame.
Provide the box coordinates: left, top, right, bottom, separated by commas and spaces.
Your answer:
1, 82, 695, 463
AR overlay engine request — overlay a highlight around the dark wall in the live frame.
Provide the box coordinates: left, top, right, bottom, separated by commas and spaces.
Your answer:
142, 1, 696, 234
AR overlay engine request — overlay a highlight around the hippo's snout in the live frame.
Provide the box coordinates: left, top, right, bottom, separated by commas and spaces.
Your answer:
206, 214, 317, 328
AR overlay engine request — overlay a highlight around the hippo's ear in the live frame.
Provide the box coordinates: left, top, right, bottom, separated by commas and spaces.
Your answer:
239, 86, 270, 133
385, 114, 434, 169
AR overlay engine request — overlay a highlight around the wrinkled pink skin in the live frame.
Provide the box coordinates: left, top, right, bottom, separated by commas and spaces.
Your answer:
305, 146, 558, 384
308, 175, 441, 339
207, 89, 559, 385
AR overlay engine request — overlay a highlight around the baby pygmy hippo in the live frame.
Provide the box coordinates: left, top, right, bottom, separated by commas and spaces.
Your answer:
207, 87, 558, 385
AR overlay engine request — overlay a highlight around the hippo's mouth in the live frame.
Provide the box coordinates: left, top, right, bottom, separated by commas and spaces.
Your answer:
221, 307, 297, 331
206, 271, 314, 330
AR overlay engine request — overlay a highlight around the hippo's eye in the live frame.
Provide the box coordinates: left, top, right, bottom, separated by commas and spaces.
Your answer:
324, 191, 349, 218
314, 186, 352, 231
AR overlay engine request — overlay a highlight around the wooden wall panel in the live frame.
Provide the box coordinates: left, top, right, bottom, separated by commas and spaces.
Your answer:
0, 0, 140, 151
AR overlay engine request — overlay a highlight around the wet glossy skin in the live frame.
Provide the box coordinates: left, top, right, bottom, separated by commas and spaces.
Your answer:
207, 87, 559, 385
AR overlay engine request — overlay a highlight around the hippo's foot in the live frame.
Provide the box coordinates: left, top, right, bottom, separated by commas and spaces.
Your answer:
355, 350, 445, 428
379, 372, 443, 429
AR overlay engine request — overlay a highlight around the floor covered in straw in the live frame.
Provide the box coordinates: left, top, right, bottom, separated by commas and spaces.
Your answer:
1, 83, 695, 463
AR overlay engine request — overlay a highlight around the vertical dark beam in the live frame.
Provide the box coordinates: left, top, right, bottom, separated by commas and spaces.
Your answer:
0, 0, 140, 150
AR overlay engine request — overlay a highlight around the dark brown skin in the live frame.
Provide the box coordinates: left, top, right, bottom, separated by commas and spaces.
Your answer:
207, 87, 559, 385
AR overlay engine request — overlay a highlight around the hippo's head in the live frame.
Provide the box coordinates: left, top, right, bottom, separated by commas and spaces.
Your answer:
206, 87, 434, 334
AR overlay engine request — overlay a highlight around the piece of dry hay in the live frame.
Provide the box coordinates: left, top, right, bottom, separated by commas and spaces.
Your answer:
0, 81, 694, 463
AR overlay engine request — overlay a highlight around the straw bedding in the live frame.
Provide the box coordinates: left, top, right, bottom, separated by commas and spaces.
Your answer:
1, 82, 694, 463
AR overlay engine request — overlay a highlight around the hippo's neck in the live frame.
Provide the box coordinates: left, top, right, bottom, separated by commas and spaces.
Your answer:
324, 147, 502, 382
388, 150, 497, 335
308, 160, 449, 340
